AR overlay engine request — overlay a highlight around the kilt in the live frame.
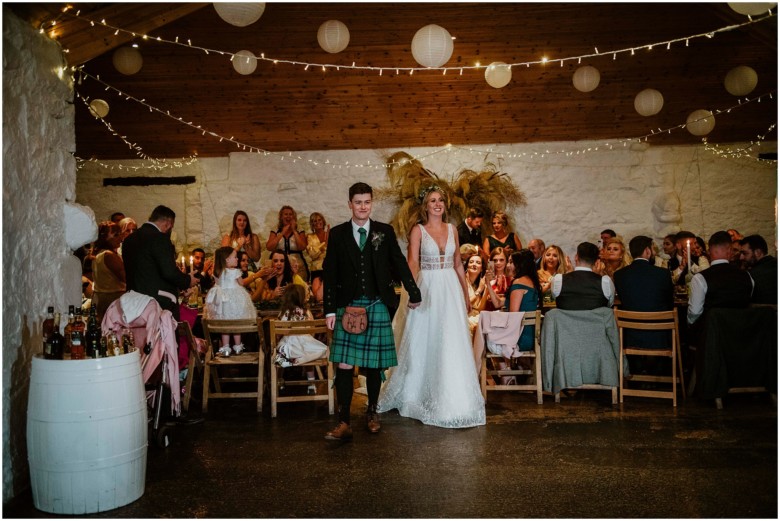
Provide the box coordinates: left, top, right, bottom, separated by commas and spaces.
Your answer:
330, 297, 397, 369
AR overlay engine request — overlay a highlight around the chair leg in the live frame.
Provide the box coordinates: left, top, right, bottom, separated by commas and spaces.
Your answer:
611, 387, 618, 405
202, 363, 211, 413
271, 362, 278, 418
677, 343, 686, 400
183, 352, 196, 412
619, 346, 625, 404
715, 397, 723, 410
534, 353, 543, 405
555, 392, 561, 403
327, 362, 335, 415
257, 352, 264, 413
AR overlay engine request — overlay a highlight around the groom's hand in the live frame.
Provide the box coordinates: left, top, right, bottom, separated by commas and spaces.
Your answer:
408, 302, 421, 309
326, 315, 336, 330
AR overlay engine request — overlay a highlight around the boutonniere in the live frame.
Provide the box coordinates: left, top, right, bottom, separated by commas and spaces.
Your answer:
371, 231, 385, 251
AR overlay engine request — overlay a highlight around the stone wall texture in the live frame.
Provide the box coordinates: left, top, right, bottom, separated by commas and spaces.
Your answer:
2, 8, 80, 501
76, 144, 777, 262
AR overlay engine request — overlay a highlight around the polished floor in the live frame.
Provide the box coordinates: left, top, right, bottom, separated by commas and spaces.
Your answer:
4, 387, 777, 518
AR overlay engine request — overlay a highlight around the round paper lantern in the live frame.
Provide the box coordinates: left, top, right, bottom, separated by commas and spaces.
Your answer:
634, 88, 664, 116
728, 2, 776, 15
572, 65, 600, 92
112, 46, 142, 75
317, 20, 350, 54
213, 3, 266, 27
485, 62, 512, 88
724, 65, 758, 96
232, 50, 257, 75
88, 99, 109, 118
411, 24, 454, 68
686, 109, 716, 136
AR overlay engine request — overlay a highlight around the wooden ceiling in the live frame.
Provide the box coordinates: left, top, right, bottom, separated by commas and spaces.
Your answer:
12, 3, 778, 159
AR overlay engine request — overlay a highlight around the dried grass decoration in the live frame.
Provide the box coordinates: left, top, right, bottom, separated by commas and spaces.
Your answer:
376, 151, 526, 239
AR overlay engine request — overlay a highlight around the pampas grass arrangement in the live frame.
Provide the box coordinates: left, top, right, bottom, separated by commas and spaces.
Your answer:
377, 152, 527, 238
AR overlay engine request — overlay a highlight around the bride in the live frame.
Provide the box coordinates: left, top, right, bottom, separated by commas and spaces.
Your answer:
378, 185, 486, 428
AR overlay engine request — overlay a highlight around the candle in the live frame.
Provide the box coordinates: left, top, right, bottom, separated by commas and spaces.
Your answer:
180, 255, 185, 270
189, 255, 194, 273
686, 239, 691, 269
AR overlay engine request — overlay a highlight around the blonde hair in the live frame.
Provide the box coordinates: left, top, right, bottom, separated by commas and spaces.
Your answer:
406, 187, 449, 236
603, 237, 632, 277
542, 245, 568, 275
309, 212, 327, 233
276, 205, 298, 231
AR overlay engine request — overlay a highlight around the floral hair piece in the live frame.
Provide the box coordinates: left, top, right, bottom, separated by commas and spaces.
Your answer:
416, 183, 444, 205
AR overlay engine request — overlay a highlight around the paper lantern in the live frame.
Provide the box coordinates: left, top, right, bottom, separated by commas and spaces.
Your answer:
232, 50, 257, 75
213, 3, 266, 27
411, 24, 454, 68
484, 62, 512, 89
686, 109, 716, 136
112, 46, 142, 75
572, 65, 600, 92
88, 99, 109, 118
728, 2, 776, 15
634, 88, 664, 116
724, 65, 758, 96
317, 20, 350, 54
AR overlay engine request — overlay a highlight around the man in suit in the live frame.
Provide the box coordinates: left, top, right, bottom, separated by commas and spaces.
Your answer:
457, 207, 485, 259
614, 235, 674, 350
528, 238, 546, 269
122, 205, 197, 320
552, 241, 614, 310
323, 182, 421, 441
739, 234, 776, 304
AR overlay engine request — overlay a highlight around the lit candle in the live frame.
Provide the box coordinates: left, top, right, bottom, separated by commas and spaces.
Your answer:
686, 240, 691, 269
189, 255, 194, 273
180, 255, 185, 270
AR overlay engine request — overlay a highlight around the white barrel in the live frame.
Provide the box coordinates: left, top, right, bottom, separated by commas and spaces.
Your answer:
27, 350, 147, 514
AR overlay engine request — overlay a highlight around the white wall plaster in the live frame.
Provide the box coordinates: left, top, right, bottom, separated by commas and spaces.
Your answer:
2, 8, 78, 501
64, 201, 98, 250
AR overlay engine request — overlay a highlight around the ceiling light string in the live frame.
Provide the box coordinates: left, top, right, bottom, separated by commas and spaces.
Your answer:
702, 123, 777, 161
449, 91, 776, 160
53, 9, 774, 75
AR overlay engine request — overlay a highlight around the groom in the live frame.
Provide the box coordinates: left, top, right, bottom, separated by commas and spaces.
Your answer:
323, 182, 421, 441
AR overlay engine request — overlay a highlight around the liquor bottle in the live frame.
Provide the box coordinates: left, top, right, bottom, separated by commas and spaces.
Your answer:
63, 305, 75, 357
73, 308, 86, 337
48, 313, 65, 360
41, 306, 55, 356
121, 327, 135, 354
70, 330, 85, 360
85, 307, 101, 358
99, 336, 108, 358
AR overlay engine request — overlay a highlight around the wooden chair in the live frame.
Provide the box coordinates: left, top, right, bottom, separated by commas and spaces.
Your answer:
177, 320, 203, 413
614, 309, 685, 407
268, 319, 334, 418
480, 310, 543, 404
201, 318, 264, 413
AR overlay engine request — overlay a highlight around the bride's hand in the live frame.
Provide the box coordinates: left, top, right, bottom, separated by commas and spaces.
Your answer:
408, 301, 421, 309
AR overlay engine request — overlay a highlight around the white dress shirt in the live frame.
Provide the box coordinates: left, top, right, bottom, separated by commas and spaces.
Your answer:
687, 259, 754, 324
551, 266, 615, 307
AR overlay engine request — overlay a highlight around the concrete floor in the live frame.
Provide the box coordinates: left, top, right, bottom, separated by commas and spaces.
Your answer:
4, 389, 777, 518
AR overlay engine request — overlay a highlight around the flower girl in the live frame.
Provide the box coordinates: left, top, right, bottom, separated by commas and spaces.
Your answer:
204, 246, 257, 357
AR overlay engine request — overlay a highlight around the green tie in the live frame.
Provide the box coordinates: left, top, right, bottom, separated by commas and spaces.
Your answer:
358, 228, 368, 250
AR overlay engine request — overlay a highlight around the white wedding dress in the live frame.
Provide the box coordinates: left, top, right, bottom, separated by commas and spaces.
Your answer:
378, 223, 486, 428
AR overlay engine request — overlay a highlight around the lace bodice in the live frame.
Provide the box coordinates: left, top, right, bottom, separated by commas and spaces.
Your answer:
420, 224, 454, 270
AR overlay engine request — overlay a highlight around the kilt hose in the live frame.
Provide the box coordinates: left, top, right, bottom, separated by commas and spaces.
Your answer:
330, 297, 397, 369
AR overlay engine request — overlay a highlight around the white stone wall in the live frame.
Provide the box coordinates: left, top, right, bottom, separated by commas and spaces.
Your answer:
76, 143, 777, 262
2, 9, 80, 501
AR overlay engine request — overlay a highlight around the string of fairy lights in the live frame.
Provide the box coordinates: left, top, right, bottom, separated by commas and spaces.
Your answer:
58, 5, 777, 170
703, 123, 777, 160
48, 6, 774, 74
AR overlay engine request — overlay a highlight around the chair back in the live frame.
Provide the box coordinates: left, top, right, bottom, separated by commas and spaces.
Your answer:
614, 309, 678, 332
269, 319, 331, 350
202, 318, 259, 337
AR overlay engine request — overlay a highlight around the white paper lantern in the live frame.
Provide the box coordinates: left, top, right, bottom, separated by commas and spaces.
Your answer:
724, 65, 758, 96
317, 20, 350, 54
88, 99, 109, 118
728, 2, 776, 15
213, 3, 266, 27
232, 50, 257, 75
686, 109, 716, 136
112, 46, 142, 75
411, 24, 454, 68
484, 62, 512, 89
634, 88, 664, 116
572, 65, 600, 92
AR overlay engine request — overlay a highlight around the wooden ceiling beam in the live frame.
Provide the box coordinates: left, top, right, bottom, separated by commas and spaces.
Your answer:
50, 3, 209, 66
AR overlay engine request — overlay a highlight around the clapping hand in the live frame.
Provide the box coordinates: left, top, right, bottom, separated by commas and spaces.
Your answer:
204, 257, 214, 275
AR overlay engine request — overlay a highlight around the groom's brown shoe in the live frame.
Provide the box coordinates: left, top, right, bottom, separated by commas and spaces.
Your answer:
325, 422, 353, 441
366, 405, 381, 433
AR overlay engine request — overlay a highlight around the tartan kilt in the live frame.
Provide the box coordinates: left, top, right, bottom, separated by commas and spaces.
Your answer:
330, 297, 397, 369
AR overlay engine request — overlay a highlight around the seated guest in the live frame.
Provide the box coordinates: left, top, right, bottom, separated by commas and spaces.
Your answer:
595, 236, 631, 281
191, 248, 215, 293
552, 242, 615, 310
661, 233, 678, 270
252, 251, 308, 302
483, 211, 523, 256
687, 231, 753, 326
91, 221, 126, 319
671, 231, 708, 285
506, 249, 542, 351
599, 229, 617, 260
306, 212, 329, 303
222, 210, 263, 267
484, 247, 510, 310
266, 205, 309, 283
537, 245, 571, 298
457, 207, 486, 259
739, 234, 777, 304
528, 238, 546, 269
693, 236, 711, 269
613, 235, 674, 349
460, 243, 479, 269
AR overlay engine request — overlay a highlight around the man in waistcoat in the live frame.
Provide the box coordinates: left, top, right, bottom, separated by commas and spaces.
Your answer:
552, 241, 615, 310
687, 231, 753, 326
323, 182, 421, 441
